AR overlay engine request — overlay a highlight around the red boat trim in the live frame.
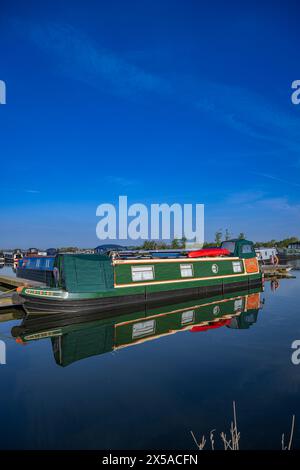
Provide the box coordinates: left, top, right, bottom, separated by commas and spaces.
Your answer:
188, 248, 230, 258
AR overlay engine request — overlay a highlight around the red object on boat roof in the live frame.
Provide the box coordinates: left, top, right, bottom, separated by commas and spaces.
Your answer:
188, 248, 230, 258
190, 319, 231, 332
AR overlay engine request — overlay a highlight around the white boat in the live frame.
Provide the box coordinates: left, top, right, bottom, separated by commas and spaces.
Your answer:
4, 250, 23, 264
255, 247, 278, 264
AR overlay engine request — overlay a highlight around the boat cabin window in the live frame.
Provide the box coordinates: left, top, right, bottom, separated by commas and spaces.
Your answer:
241, 244, 254, 254
181, 310, 195, 324
221, 241, 236, 254
36, 259, 40, 268
180, 264, 194, 278
232, 261, 242, 273
131, 265, 154, 282
132, 320, 155, 338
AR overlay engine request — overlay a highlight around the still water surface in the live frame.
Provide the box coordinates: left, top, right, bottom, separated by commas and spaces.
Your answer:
1, 263, 300, 450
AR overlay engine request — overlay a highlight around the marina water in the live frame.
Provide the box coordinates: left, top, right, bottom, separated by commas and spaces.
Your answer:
0, 263, 300, 449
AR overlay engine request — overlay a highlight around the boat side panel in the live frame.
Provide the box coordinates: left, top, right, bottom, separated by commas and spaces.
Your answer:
115, 259, 246, 287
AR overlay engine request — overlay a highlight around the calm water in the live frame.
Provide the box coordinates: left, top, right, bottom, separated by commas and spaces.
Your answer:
0, 264, 16, 277
1, 263, 300, 450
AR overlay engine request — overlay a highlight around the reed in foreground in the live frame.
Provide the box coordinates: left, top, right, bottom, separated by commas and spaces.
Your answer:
190, 401, 295, 450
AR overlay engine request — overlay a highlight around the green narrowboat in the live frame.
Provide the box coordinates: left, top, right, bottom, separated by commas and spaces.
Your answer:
12, 287, 263, 366
15, 239, 262, 315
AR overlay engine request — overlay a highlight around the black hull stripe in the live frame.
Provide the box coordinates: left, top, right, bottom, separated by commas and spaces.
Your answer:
20, 279, 262, 315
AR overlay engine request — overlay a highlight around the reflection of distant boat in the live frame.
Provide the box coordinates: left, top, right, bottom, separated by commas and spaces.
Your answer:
261, 264, 293, 276
12, 287, 263, 367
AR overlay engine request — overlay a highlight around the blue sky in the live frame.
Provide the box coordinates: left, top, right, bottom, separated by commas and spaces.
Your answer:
1, 0, 300, 248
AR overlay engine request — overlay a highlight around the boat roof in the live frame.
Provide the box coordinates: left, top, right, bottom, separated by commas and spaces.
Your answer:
111, 249, 189, 259
110, 247, 231, 260
222, 238, 253, 244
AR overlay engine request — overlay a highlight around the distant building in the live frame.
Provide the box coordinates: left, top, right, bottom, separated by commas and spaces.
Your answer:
94, 244, 127, 254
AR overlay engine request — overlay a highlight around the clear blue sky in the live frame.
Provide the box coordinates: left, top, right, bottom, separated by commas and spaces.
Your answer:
1, 0, 300, 248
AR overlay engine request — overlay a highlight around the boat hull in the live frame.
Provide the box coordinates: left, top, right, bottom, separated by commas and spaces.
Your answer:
16, 267, 53, 285
16, 275, 262, 315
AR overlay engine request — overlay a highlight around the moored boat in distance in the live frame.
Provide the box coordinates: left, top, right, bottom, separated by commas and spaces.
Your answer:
255, 247, 278, 264
16, 255, 56, 285
25, 248, 39, 257
14, 239, 262, 315
278, 242, 300, 260
4, 250, 23, 265
94, 244, 127, 254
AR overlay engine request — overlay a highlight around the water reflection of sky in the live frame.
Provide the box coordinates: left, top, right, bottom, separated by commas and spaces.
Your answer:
0, 274, 300, 449
0, 265, 16, 278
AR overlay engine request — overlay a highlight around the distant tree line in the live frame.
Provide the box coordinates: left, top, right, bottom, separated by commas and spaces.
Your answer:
58, 247, 79, 253
129, 237, 187, 250
204, 229, 246, 247
130, 233, 299, 250
55, 234, 299, 253
253, 237, 299, 248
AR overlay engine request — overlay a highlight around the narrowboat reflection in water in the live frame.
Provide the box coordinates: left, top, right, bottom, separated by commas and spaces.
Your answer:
12, 288, 263, 367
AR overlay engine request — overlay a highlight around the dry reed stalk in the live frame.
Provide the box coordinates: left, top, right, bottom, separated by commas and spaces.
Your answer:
191, 402, 295, 450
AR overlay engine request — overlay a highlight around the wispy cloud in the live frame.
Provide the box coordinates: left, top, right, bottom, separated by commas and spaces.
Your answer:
13, 19, 300, 155
256, 196, 300, 214
226, 190, 265, 205
0, 187, 41, 194
226, 190, 300, 215
13, 20, 170, 97
105, 176, 138, 187
194, 81, 300, 152
253, 172, 300, 188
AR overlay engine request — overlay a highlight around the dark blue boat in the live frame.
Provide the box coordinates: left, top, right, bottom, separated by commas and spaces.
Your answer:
17, 256, 56, 285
